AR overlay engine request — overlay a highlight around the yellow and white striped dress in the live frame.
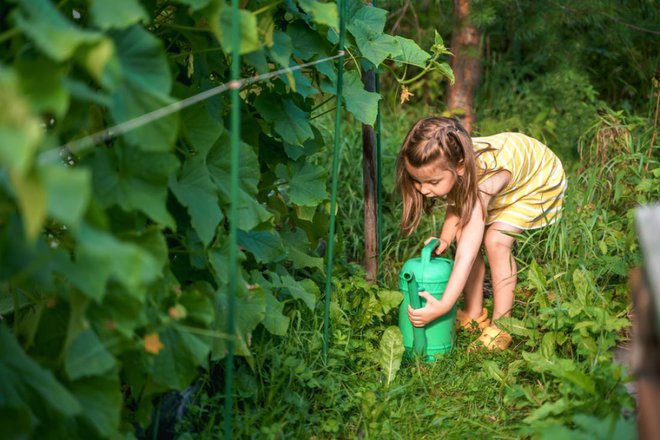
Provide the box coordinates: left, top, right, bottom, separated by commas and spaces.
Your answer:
472, 132, 567, 230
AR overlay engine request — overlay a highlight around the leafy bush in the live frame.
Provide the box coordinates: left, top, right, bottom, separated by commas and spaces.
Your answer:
0, 0, 449, 437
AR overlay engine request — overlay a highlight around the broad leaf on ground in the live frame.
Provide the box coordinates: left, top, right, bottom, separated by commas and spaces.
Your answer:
379, 326, 405, 386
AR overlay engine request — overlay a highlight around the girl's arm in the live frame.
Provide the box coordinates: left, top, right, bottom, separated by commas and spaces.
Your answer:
438, 206, 460, 254
408, 171, 511, 326
409, 198, 486, 325
424, 206, 459, 255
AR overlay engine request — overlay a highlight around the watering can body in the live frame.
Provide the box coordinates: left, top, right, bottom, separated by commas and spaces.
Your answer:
398, 239, 456, 360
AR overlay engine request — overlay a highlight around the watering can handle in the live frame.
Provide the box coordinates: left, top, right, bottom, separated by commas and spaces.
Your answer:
421, 238, 439, 263
421, 238, 439, 278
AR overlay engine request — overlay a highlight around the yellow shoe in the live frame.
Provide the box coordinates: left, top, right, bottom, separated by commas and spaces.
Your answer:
455, 308, 490, 332
469, 325, 512, 351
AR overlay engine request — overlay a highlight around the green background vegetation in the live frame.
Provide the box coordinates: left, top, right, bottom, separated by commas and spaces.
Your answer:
0, 0, 658, 438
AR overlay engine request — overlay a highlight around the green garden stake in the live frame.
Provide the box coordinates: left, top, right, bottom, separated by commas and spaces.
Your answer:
399, 238, 456, 361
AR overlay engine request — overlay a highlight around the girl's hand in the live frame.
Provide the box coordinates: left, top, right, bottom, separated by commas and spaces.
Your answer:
424, 236, 449, 255
407, 291, 443, 327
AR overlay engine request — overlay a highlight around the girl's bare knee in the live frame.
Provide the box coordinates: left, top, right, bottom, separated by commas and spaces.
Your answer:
484, 231, 514, 256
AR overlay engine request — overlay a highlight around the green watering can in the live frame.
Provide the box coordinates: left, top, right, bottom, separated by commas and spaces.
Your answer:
398, 238, 456, 360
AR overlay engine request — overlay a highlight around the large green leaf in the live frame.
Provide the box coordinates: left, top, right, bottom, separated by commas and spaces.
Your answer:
275, 161, 328, 206
212, 285, 267, 359
249, 271, 290, 336
237, 229, 288, 264
64, 329, 116, 380
279, 274, 317, 310
180, 282, 216, 327
286, 20, 330, 59
347, 7, 401, 67
181, 104, 224, 156
216, 8, 260, 55
9, 170, 46, 242
0, 325, 81, 418
0, 69, 42, 175
379, 326, 404, 386
320, 68, 380, 125
104, 26, 178, 150
207, 133, 272, 230
88, 287, 147, 338
12, 0, 102, 62
90, 0, 148, 30
151, 327, 210, 389
270, 31, 293, 68
393, 36, 431, 68
15, 58, 70, 118
69, 374, 122, 438
282, 228, 324, 272
285, 68, 318, 98
298, 0, 338, 30
169, 156, 223, 247
58, 225, 161, 301
263, 290, 290, 336
254, 93, 314, 145
40, 164, 91, 230
208, 236, 247, 285
90, 145, 179, 228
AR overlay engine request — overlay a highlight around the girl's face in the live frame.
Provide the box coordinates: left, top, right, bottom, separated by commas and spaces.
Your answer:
405, 159, 462, 199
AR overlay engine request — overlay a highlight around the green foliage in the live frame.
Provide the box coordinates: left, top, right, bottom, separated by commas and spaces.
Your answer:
0, 0, 449, 437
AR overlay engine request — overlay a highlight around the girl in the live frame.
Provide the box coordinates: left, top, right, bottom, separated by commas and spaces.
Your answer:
397, 117, 567, 350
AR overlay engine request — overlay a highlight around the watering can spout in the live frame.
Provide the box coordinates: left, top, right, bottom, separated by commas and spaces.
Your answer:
403, 271, 427, 356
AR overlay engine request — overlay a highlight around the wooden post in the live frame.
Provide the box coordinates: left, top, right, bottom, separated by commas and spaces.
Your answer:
633, 204, 660, 440
361, 68, 378, 282
447, 0, 482, 133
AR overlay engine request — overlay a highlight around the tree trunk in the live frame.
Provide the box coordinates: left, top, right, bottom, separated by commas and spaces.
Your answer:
361, 68, 378, 283
447, 0, 482, 134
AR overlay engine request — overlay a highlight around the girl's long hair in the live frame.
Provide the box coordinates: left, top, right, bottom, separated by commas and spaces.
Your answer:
396, 117, 494, 236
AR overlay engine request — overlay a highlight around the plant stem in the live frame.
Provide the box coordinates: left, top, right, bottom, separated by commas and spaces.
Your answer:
0, 28, 19, 45
252, 0, 284, 16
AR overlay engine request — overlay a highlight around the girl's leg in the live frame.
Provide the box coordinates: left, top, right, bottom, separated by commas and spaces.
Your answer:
463, 253, 486, 319
455, 227, 486, 320
483, 222, 521, 321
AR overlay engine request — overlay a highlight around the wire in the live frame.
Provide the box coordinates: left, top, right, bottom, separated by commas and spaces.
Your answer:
39, 52, 344, 164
